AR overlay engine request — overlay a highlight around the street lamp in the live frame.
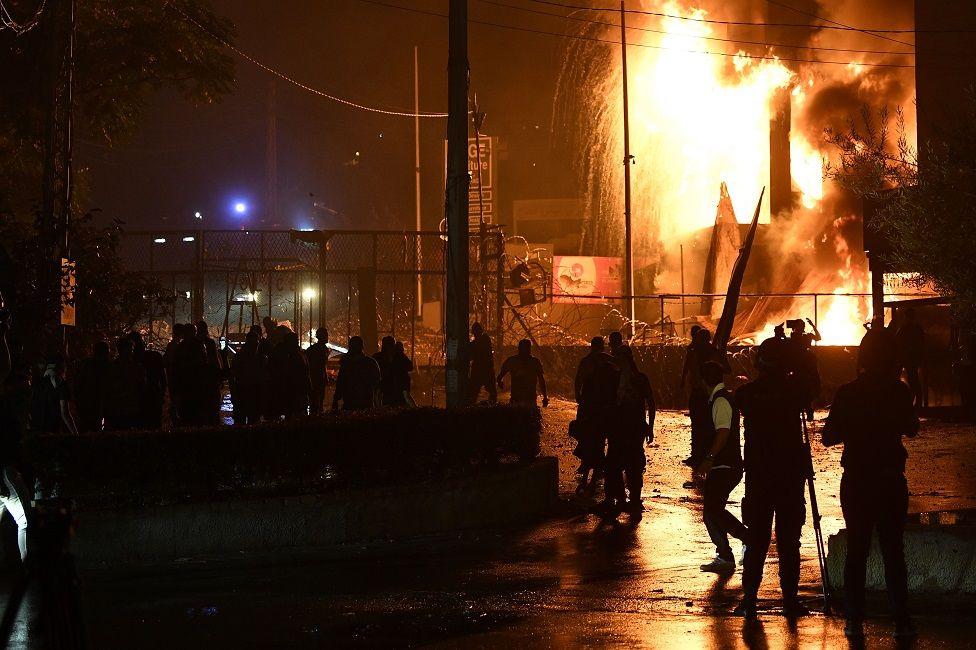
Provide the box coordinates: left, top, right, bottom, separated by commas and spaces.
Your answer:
233, 201, 248, 215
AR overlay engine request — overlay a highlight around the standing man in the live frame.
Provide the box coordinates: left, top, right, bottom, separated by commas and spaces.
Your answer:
695, 361, 748, 573
734, 339, 808, 618
466, 322, 497, 404
496, 339, 548, 407
306, 327, 330, 415
895, 308, 925, 407
573, 337, 619, 494
823, 342, 918, 639
603, 345, 654, 517
332, 336, 381, 412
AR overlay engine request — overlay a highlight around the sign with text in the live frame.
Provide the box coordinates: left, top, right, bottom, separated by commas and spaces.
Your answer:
445, 135, 496, 227
552, 256, 623, 304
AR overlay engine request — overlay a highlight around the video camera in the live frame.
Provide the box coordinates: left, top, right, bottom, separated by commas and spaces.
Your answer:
785, 318, 804, 331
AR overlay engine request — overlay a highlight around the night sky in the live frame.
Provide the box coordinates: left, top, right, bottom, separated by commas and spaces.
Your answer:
74, 0, 573, 233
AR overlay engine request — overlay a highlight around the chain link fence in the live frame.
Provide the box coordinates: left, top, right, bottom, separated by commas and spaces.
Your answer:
121, 229, 505, 366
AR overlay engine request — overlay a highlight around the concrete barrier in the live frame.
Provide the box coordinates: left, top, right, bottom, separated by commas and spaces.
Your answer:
827, 509, 976, 594
68, 458, 558, 567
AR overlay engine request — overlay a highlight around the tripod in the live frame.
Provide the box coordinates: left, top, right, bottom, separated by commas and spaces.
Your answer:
801, 411, 833, 615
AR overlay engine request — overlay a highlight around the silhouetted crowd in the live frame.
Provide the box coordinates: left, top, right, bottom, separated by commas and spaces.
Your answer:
23, 318, 422, 434
567, 314, 922, 639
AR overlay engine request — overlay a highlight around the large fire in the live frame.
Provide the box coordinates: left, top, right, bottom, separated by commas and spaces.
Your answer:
571, 0, 893, 345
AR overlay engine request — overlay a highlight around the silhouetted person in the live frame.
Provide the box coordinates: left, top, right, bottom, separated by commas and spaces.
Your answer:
857, 315, 894, 376
164, 323, 186, 423
684, 327, 718, 467
172, 323, 209, 426
602, 345, 654, 517
394, 341, 415, 405
129, 331, 166, 429
734, 339, 808, 619
695, 360, 748, 573
267, 330, 310, 418
895, 308, 925, 407
105, 337, 145, 431
306, 327, 330, 415
787, 318, 822, 420
31, 354, 78, 435
332, 336, 381, 412
608, 330, 624, 356
823, 342, 918, 639
197, 321, 223, 424
75, 341, 110, 432
573, 337, 619, 494
231, 329, 265, 425
497, 339, 548, 407
374, 336, 410, 407
467, 322, 497, 404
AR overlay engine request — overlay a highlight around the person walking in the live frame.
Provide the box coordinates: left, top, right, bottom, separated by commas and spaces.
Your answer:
602, 345, 654, 517
733, 339, 809, 618
695, 361, 748, 573
895, 307, 925, 407
572, 337, 619, 495
332, 336, 381, 412
467, 322, 497, 404
306, 327, 330, 415
823, 341, 918, 639
496, 339, 548, 407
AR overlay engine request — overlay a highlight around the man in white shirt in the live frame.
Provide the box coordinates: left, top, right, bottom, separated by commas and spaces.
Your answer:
694, 361, 748, 572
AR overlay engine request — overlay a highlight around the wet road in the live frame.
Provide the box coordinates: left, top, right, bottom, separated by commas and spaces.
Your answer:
9, 402, 976, 648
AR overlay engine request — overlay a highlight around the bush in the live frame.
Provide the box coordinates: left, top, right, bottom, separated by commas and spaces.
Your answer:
27, 405, 541, 508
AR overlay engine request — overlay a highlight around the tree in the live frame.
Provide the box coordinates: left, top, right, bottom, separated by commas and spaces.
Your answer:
826, 101, 976, 331
0, 0, 235, 355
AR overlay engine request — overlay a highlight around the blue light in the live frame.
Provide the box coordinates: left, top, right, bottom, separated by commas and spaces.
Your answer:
234, 201, 247, 214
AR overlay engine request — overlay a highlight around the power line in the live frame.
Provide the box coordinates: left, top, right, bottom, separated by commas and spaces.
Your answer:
356, 0, 917, 69
168, 2, 449, 119
478, 0, 915, 56
524, 0, 970, 35
764, 0, 914, 49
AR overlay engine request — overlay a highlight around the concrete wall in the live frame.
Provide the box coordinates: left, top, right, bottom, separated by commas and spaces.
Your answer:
69, 458, 558, 567
827, 517, 976, 594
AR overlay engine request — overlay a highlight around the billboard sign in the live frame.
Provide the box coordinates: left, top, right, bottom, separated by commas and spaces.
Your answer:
552, 255, 623, 304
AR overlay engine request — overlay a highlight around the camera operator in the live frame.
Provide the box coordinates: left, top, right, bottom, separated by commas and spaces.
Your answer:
733, 338, 809, 618
787, 318, 821, 420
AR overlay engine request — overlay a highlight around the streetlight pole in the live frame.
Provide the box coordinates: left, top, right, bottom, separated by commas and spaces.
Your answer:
445, 0, 470, 407
414, 45, 423, 318
620, 1, 636, 338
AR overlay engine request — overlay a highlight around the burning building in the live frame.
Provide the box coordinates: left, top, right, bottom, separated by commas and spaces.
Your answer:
557, 0, 917, 345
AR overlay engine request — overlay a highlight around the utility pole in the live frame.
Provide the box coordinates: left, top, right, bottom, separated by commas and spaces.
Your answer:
41, 0, 76, 349
620, 1, 636, 338
414, 45, 423, 318
445, 0, 470, 407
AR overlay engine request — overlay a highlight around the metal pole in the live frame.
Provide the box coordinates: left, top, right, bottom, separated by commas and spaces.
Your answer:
414, 46, 423, 317
802, 412, 833, 614
445, 0, 470, 407
680, 243, 686, 339
620, 1, 636, 338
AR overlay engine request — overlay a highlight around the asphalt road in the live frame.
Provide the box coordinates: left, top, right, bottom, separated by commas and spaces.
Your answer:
6, 402, 976, 648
